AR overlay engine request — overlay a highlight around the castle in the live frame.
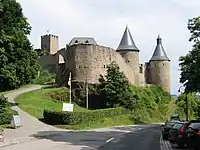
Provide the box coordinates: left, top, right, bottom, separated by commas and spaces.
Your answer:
38, 26, 170, 93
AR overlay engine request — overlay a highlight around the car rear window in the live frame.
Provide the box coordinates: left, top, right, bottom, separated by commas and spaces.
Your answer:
173, 123, 183, 129
189, 123, 200, 129
166, 121, 178, 127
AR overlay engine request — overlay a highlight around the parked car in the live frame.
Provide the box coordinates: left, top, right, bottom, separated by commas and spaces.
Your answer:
170, 114, 180, 121
187, 122, 200, 150
176, 120, 200, 148
168, 121, 184, 144
162, 120, 182, 140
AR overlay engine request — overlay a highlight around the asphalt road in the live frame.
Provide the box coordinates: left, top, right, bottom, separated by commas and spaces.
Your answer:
2, 124, 190, 150
98, 125, 188, 150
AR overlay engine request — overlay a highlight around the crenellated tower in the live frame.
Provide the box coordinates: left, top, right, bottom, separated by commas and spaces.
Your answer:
41, 34, 59, 55
149, 35, 170, 93
116, 26, 140, 85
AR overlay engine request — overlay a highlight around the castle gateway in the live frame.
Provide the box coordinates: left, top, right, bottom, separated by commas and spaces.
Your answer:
38, 26, 170, 93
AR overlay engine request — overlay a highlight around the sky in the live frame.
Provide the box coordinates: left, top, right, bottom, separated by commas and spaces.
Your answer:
17, 0, 200, 95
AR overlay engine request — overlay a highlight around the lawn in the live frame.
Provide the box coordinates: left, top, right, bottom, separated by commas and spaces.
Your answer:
16, 87, 88, 119
16, 87, 137, 130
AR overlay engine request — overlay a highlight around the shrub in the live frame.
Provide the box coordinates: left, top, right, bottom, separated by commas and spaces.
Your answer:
31, 70, 56, 85
43, 107, 130, 125
47, 87, 69, 102
0, 94, 18, 125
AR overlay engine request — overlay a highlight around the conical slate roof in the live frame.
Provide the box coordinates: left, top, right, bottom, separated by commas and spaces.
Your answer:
150, 35, 170, 61
116, 26, 139, 51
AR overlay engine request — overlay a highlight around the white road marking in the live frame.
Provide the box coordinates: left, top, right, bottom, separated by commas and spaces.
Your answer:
106, 138, 114, 143
160, 134, 173, 150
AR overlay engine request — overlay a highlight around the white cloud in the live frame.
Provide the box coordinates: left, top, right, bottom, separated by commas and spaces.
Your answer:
17, 0, 200, 94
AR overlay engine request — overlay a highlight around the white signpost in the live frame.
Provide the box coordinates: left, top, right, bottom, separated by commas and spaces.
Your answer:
11, 115, 21, 128
62, 103, 74, 112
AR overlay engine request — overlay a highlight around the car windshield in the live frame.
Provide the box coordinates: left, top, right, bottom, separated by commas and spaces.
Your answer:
173, 123, 183, 129
189, 123, 200, 129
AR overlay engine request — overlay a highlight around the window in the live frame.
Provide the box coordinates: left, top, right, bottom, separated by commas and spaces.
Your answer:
75, 40, 78, 44
104, 65, 106, 68
85, 40, 89, 44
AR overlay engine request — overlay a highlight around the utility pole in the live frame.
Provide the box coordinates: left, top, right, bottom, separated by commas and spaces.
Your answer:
86, 76, 88, 109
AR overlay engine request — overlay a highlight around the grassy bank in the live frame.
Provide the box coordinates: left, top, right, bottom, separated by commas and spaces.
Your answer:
16, 86, 174, 130
16, 87, 88, 119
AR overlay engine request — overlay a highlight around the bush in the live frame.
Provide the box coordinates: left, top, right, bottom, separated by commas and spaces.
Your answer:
31, 70, 56, 85
0, 94, 18, 125
43, 107, 130, 125
47, 87, 69, 102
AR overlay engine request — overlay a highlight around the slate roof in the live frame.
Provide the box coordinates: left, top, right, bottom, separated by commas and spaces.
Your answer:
116, 26, 139, 51
69, 37, 97, 46
150, 35, 170, 61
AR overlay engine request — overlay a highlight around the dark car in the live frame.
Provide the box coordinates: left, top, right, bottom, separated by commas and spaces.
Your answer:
162, 120, 182, 140
176, 120, 200, 148
170, 114, 180, 121
187, 122, 200, 150
168, 122, 184, 144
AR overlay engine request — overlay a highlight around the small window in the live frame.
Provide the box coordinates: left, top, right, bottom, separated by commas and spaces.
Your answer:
75, 40, 78, 44
104, 65, 106, 68
44, 45, 47, 48
85, 40, 89, 44
84, 66, 86, 68
163, 63, 165, 65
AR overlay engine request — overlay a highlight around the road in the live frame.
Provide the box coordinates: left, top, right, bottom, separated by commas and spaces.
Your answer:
99, 125, 187, 150
1, 124, 189, 150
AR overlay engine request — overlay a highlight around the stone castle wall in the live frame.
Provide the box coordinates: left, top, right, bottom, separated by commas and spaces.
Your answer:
150, 61, 170, 93
65, 44, 142, 85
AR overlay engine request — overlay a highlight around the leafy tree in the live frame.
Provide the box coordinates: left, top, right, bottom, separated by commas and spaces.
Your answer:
179, 16, 200, 92
176, 92, 200, 119
0, 0, 39, 91
98, 61, 134, 108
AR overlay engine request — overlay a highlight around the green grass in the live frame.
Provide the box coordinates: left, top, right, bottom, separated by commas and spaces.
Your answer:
16, 88, 88, 119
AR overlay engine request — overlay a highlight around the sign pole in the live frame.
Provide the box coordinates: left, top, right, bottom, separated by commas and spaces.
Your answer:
68, 72, 72, 104
86, 76, 89, 109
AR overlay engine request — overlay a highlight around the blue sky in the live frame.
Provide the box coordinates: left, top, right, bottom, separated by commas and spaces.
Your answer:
17, 0, 200, 94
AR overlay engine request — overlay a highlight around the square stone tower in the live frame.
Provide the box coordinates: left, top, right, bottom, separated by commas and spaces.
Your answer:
41, 34, 59, 55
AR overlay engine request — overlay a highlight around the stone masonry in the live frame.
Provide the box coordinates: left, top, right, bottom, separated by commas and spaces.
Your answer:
38, 26, 171, 93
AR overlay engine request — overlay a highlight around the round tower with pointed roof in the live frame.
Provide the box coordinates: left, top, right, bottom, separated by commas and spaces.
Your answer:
116, 26, 140, 85
149, 35, 170, 93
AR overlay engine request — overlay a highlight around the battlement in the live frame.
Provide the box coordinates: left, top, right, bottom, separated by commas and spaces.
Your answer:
41, 34, 59, 39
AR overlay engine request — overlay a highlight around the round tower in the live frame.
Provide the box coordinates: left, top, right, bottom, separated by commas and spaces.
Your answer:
116, 26, 140, 85
149, 35, 170, 93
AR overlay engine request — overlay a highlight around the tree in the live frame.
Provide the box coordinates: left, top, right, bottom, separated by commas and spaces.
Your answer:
0, 0, 39, 91
179, 16, 200, 92
176, 92, 200, 119
98, 61, 133, 108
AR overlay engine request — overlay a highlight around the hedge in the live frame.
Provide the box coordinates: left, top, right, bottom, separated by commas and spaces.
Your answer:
0, 94, 18, 125
43, 107, 130, 125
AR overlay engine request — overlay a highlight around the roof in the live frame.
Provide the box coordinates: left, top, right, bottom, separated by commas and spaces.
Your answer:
150, 35, 170, 61
116, 26, 139, 51
69, 37, 97, 46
